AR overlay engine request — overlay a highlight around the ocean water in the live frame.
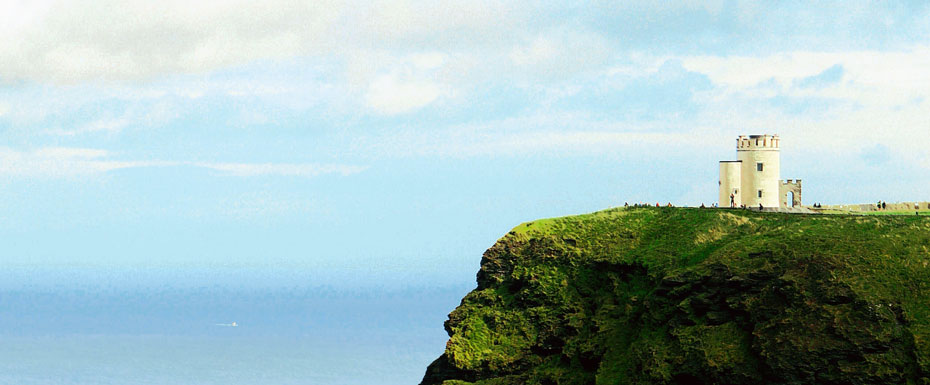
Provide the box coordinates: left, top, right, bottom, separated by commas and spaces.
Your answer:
0, 278, 471, 385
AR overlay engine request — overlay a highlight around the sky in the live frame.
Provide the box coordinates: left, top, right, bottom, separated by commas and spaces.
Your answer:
1, 1, 929, 285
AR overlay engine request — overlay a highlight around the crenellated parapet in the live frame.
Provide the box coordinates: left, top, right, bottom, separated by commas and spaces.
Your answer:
737, 134, 779, 151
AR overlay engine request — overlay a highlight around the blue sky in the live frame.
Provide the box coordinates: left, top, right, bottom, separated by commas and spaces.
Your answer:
1, 1, 928, 285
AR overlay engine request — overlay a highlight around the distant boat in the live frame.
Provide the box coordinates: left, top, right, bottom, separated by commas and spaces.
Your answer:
231, 322, 237, 327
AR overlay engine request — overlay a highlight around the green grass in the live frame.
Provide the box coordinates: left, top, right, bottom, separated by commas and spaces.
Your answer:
861, 209, 930, 216
424, 207, 930, 385
818, 206, 930, 216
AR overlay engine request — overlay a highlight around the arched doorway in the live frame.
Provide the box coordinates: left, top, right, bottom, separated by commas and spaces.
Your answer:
780, 180, 802, 208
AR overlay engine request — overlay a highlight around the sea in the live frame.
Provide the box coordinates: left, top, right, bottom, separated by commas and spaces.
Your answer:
0, 268, 472, 385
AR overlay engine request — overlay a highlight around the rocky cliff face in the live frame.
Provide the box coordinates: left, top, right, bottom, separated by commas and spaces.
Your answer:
421, 208, 930, 385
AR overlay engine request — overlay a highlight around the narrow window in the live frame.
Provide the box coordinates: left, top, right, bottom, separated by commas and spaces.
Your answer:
757, 162, 763, 171
758, 190, 763, 198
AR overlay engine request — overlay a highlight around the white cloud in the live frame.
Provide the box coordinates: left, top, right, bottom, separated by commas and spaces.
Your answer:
0, 147, 158, 178
408, 52, 446, 70
510, 37, 558, 67
0, 0, 343, 83
0, 1, 54, 35
197, 162, 367, 177
0, 147, 367, 179
365, 75, 443, 115
683, 53, 835, 88
358, 113, 720, 158
508, 31, 610, 80
681, 47, 930, 105
0, 0, 520, 84
360, 51, 452, 115
670, 46, 930, 163
2, 3, 927, 165
607, 56, 665, 77
71, 117, 131, 136
0, 0, 528, 116
356, 0, 518, 48
465, 130, 707, 156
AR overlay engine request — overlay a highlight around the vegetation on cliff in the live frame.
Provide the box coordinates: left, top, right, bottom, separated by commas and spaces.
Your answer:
421, 207, 930, 385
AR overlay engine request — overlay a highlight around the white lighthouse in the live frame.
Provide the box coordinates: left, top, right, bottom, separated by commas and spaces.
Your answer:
719, 134, 801, 209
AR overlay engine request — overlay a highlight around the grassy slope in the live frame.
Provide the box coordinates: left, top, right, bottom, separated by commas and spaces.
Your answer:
422, 207, 930, 385
861, 210, 930, 216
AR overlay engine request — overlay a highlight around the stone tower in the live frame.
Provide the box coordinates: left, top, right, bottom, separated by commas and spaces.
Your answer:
737, 134, 780, 207
719, 134, 792, 208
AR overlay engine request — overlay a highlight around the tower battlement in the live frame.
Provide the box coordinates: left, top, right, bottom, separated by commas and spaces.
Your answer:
737, 134, 779, 150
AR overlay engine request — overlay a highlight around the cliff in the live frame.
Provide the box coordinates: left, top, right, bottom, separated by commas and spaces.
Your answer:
421, 207, 930, 385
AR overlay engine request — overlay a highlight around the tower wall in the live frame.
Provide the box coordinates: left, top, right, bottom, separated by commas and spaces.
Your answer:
719, 161, 742, 207
736, 134, 780, 207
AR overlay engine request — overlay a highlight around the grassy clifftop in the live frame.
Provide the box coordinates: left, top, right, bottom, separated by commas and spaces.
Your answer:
421, 207, 930, 385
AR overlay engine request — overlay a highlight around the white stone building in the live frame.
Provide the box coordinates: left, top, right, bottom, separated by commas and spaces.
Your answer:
719, 134, 802, 208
